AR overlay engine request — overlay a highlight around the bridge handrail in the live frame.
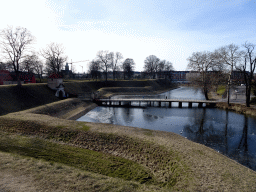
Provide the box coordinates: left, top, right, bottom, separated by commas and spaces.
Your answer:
97, 98, 219, 103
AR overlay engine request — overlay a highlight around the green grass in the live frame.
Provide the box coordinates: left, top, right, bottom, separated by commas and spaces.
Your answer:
0, 132, 153, 184
0, 79, 174, 116
77, 122, 90, 131
0, 116, 189, 189
217, 85, 226, 96
143, 129, 154, 136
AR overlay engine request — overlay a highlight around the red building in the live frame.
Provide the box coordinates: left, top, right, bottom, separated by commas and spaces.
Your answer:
0, 70, 36, 85
0, 70, 13, 85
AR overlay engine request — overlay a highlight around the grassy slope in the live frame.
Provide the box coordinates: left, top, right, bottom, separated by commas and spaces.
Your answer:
2, 82, 256, 191
0, 84, 59, 116
0, 112, 188, 191
1, 104, 256, 191
0, 79, 173, 116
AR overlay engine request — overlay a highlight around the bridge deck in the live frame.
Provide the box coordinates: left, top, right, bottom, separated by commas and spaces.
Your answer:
98, 98, 219, 104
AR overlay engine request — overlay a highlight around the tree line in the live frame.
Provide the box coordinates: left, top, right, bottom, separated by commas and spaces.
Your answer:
143, 55, 174, 79
88, 51, 135, 81
0, 26, 69, 84
89, 53, 175, 81
0, 26, 175, 84
187, 43, 256, 107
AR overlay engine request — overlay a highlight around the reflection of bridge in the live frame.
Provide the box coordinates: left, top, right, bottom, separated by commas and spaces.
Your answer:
94, 98, 220, 108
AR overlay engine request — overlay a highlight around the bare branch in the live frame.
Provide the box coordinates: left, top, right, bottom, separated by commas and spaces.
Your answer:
0, 26, 35, 85
41, 42, 67, 74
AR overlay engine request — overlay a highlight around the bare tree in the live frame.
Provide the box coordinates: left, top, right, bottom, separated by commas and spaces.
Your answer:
41, 43, 67, 75
21, 55, 34, 73
237, 42, 256, 107
0, 26, 35, 85
0, 61, 6, 70
110, 52, 123, 80
216, 44, 243, 104
96, 50, 113, 81
122, 58, 135, 80
21, 53, 44, 82
158, 60, 166, 78
187, 51, 216, 100
33, 60, 44, 83
21, 54, 37, 73
163, 61, 175, 79
89, 60, 102, 81
158, 60, 174, 79
144, 55, 160, 79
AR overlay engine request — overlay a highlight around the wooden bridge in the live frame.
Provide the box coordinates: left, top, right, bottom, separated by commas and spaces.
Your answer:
94, 98, 220, 108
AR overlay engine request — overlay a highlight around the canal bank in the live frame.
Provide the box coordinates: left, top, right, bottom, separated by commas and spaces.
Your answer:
78, 86, 256, 173
2, 84, 256, 191
1, 103, 256, 191
209, 91, 256, 117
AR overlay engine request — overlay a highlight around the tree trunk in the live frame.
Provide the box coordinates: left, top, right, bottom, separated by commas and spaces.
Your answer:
105, 68, 108, 82
246, 85, 251, 107
204, 88, 209, 100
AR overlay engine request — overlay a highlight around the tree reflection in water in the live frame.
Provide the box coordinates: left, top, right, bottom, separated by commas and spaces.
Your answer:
143, 113, 159, 122
120, 107, 134, 123
183, 109, 256, 170
78, 86, 256, 172
183, 108, 219, 145
232, 115, 252, 169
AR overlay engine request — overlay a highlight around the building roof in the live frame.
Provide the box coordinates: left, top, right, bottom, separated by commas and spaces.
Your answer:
48, 73, 63, 79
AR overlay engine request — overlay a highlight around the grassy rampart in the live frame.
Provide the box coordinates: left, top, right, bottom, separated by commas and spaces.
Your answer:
1, 105, 256, 191
3, 81, 256, 191
0, 79, 174, 116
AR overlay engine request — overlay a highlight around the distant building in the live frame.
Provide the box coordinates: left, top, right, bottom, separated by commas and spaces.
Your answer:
0, 70, 13, 85
15, 72, 36, 84
231, 71, 248, 84
47, 73, 63, 90
0, 70, 36, 85
61, 63, 73, 78
47, 73, 66, 98
170, 71, 190, 82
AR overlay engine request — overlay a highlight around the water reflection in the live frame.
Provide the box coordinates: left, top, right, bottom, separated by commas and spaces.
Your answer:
77, 87, 256, 171
183, 109, 256, 170
120, 107, 134, 123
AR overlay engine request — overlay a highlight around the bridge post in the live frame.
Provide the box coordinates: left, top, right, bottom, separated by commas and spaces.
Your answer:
206, 103, 216, 108
188, 102, 192, 108
198, 102, 203, 108
169, 102, 172, 107
129, 101, 131, 106
159, 102, 161, 107
179, 102, 182, 108
119, 101, 121, 106
109, 101, 112, 106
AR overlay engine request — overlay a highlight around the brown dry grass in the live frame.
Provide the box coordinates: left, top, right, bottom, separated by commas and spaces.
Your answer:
0, 152, 165, 192
1, 98, 256, 191
1, 88, 256, 191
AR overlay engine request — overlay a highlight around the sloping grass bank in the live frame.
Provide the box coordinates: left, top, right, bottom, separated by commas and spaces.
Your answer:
1, 106, 256, 191
216, 102, 256, 117
0, 112, 190, 191
0, 132, 153, 184
0, 79, 174, 116
0, 151, 161, 192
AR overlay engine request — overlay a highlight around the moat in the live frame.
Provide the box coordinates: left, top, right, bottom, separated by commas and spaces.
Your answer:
78, 87, 256, 171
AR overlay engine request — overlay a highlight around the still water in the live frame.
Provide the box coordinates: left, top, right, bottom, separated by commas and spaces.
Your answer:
77, 87, 256, 171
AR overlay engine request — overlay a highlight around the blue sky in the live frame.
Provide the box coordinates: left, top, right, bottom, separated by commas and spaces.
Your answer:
0, 0, 255, 72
